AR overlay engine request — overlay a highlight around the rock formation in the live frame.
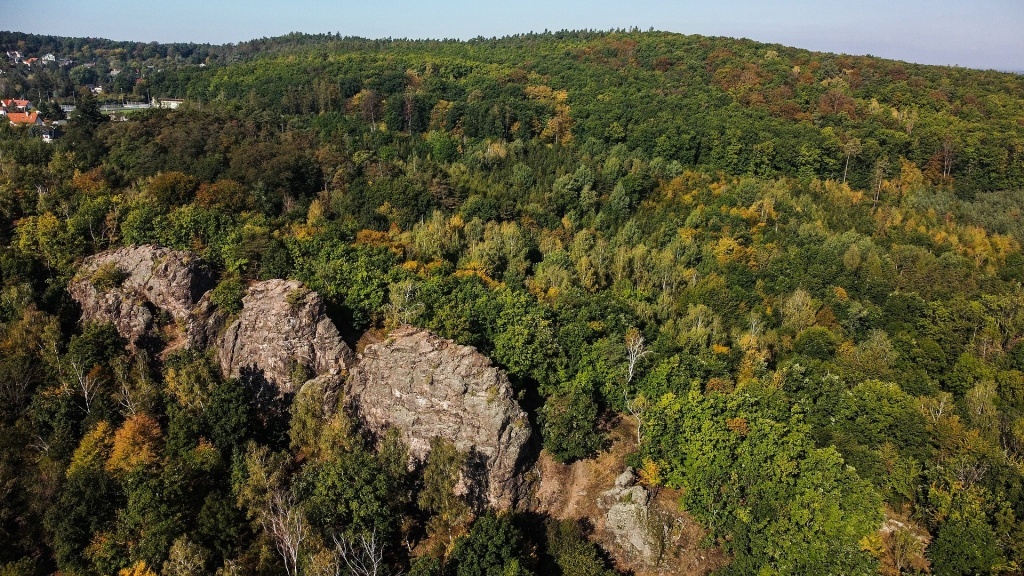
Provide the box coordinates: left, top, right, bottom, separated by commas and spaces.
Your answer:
347, 326, 533, 510
68, 245, 215, 345
217, 279, 353, 394
598, 468, 662, 566
184, 291, 227, 351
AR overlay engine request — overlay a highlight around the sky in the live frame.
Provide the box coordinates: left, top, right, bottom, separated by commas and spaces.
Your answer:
2, 0, 1021, 71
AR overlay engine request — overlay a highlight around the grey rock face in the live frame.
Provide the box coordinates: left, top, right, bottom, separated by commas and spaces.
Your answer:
615, 466, 637, 489
217, 279, 353, 394
185, 291, 227, 351
68, 245, 214, 344
347, 326, 533, 510
599, 468, 662, 566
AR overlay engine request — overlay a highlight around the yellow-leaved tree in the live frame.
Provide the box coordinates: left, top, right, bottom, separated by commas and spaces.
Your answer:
67, 421, 113, 477
106, 413, 162, 475
118, 560, 157, 576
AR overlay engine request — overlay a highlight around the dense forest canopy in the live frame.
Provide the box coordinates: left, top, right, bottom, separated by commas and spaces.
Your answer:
1, 29, 1024, 576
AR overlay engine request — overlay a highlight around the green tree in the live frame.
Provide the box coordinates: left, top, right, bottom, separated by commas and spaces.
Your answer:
293, 447, 401, 541
540, 371, 604, 462
446, 514, 534, 576
419, 437, 472, 550
929, 515, 1003, 576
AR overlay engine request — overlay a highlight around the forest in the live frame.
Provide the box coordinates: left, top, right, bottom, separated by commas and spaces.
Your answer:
1, 28, 1024, 575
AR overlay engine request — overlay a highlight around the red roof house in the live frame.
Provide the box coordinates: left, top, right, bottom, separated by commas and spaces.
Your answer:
8, 112, 41, 126
1, 99, 31, 111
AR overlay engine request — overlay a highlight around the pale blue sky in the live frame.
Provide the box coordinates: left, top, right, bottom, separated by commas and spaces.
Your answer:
2, 0, 1021, 70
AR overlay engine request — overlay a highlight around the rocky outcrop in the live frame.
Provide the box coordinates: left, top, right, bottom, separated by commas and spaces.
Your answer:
184, 291, 227, 351
598, 468, 662, 567
217, 280, 353, 394
68, 245, 215, 344
347, 326, 533, 510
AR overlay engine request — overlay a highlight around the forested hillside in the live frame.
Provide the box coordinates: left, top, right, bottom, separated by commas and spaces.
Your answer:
1, 29, 1024, 576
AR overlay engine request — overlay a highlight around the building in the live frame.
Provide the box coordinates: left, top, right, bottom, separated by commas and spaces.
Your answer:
8, 111, 42, 126
0, 99, 32, 115
156, 98, 185, 109
41, 126, 63, 143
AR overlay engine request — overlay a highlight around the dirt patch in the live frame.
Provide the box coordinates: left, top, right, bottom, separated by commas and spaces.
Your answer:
646, 487, 728, 576
532, 417, 728, 576
534, 417, 636, 521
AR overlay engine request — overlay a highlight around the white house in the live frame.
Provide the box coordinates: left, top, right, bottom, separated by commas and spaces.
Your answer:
157, 98, 185, 109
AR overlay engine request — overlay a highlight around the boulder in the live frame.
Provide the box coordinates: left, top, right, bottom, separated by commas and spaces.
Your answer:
68, 245, 214, 345
599, 467, 662, 566
347, 326, 533, 510
217, 279, 353, 394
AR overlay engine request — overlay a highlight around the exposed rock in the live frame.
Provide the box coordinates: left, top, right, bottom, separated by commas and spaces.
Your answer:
184, 291, 227, 351
68, 245, 215, 345
347, 326, 533, 510
615, 466, 637, 489
217, 279, 353, 394
599, 468, 662, 567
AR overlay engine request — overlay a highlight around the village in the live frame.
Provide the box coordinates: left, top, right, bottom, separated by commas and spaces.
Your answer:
3, 49, 186, 142
0, 97, 63, 142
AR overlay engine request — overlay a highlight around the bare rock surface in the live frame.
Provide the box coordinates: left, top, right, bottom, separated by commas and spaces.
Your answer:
68, 245, 214, 344
185, 291, 227, 351
347, 326, 533, 509
599, 467, 661, 566
217, 279, 353, 394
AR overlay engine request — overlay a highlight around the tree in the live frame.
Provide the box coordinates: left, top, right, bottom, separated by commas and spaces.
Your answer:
71, 91, 107, 129
69, 64, 99, 86
782, 289, 817, 333
864, 523, 930, 576
385, 279, 424, 329
148, 172, 200, 206
446, 514, 534, 576
625, 327, 650, 384
940, 134, 958, 180
293, 449, 399, 542
65, 91, 109, 167
928, 514, 1003, 576
45, 464, 121, 571
235, 443, 299, 573
264, 490, 309, 576
793, 326, 839, 360
643, 389, 883, 574
118, 561, 157, 576
540, 373, 603, 462
418, 437, 471, 551
0, 306, 59, 415
543, 519, 615, 576
106, 413, 162, 475
162, 536, 210, 576
872, 157, 890, 208
841, 134, 862, 184
67, 421, 113, 476
333, 528, 403, 576
622, 327, 651, 443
